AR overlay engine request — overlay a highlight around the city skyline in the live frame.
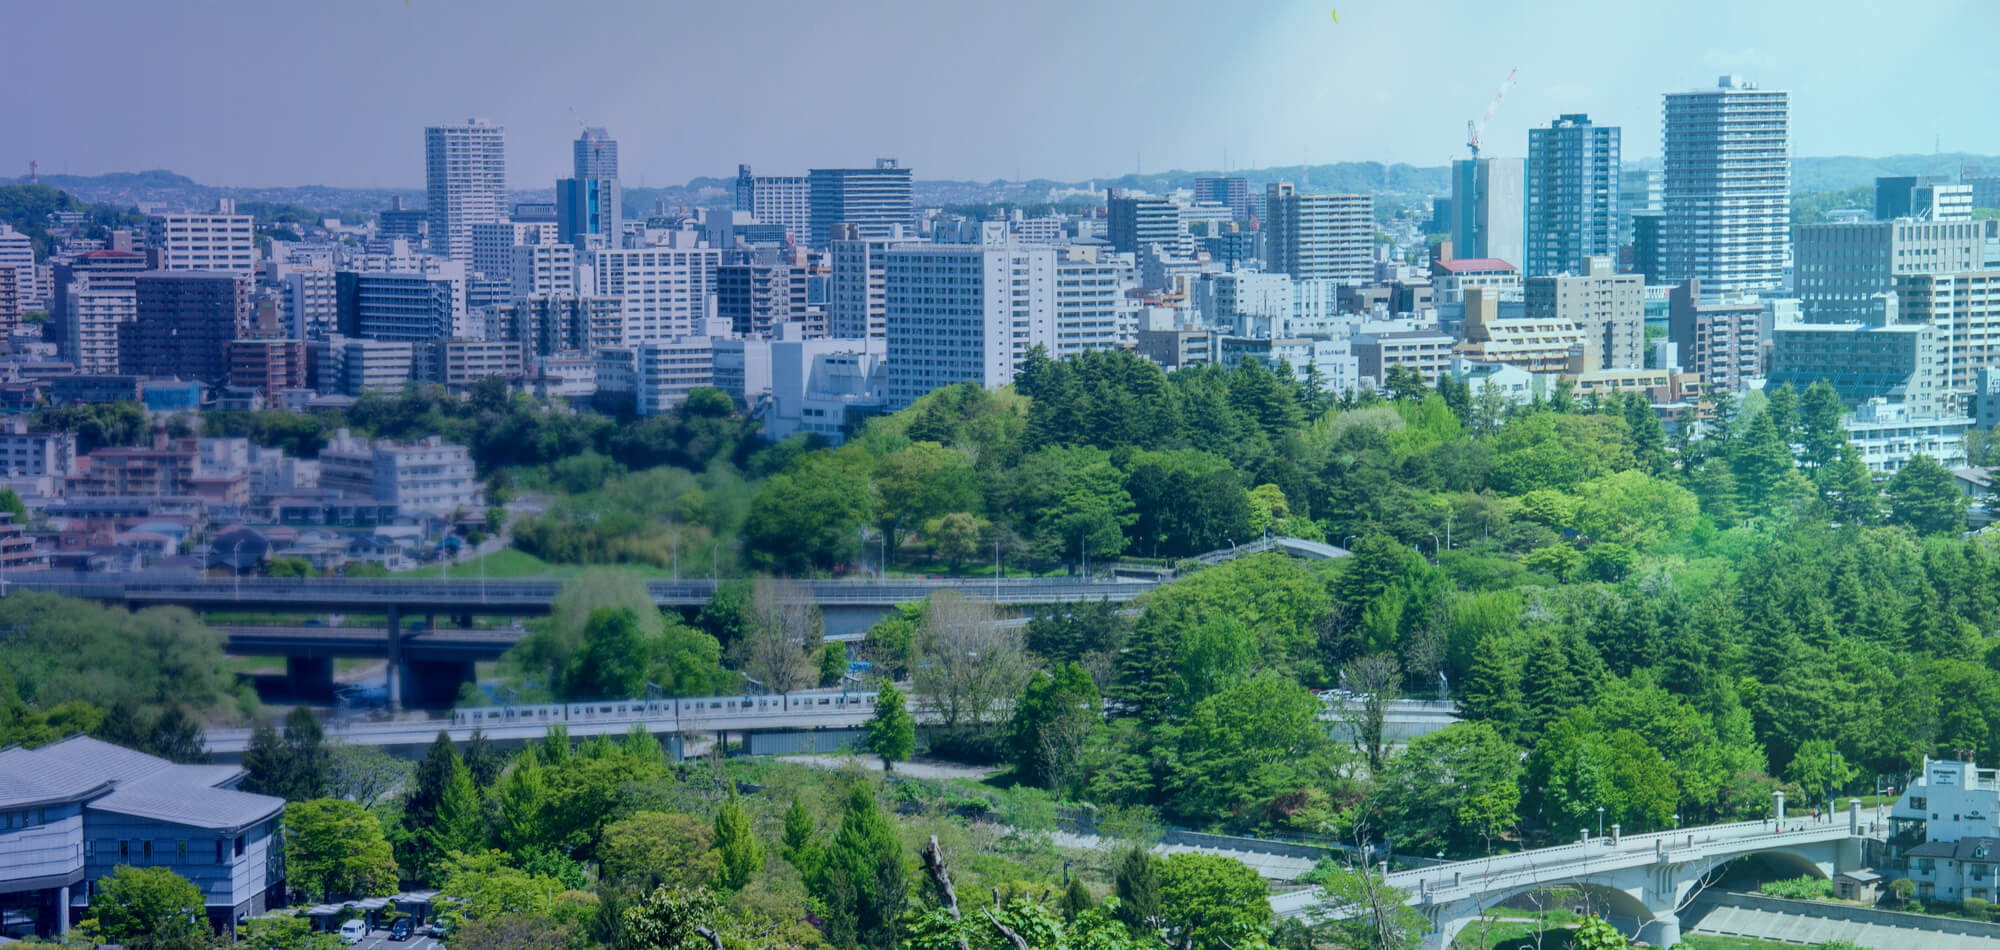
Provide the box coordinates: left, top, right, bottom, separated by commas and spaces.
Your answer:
11, 0, 1999, 189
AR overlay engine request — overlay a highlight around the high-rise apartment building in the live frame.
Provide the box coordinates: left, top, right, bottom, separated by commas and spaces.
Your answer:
1794, 220, 1984, 324
808, 160, 913, 246
586, 247, 722, 342
471, 220, 560, 287
50, 250, 146, 366
147, 200, 256, 274
718, 262, 814, 338
511, 244, 578, 300
336, 269, 466, 343
1450, 158, 1525, 270
830, 237, 894, 339
1618, 170, 1663, 249
1523, 256, 1645, 369
1526, 115, 1619, 278
1193, 177, 1253, 220
735, 166, 811, 245
120, 271, 252, 384
425, 119, 507, 262
1897, 270, 2000, 392
1107, 191, 1187, 257
1662, 77, 1789, 295
573, 126, 618, 179
1262, 184, 1373, 283
284, 270, 338, 341
0, 225, 39, 307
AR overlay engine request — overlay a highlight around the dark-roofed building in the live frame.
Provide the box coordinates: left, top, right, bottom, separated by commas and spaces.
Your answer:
0, 735, 285, 937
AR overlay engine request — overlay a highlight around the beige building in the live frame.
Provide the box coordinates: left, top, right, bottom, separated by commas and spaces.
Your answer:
1523, 256, 1644, 370
1455, 288, 1589, 373
1897, 270, 2000, 392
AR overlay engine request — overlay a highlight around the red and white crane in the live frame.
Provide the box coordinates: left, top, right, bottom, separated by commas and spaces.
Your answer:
1465, 67, 1518, 159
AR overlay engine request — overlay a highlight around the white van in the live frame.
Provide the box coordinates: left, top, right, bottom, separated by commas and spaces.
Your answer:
338, 919, 369, 944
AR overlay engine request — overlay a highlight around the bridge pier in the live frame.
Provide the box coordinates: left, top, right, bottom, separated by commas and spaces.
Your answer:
400, 660, 476, 709
284, 657, 335, 701
1637, 909, 1680, 947
386, 606, 402, 713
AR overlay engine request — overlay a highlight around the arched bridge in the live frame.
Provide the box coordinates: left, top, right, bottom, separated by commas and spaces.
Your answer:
1273, 797, 1885, 949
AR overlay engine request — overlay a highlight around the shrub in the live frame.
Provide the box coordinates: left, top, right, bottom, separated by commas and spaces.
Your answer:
1759, 875, 1834, 900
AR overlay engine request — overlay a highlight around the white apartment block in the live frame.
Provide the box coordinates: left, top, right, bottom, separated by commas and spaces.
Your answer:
1662, 77, 1790, 294
147, 202, 256, 274
320, 430, 479, 515
1053, 247, 1130, 357
511, 244, 577, 299
634, 338, 718, 415
586, 247, 721, 343
885, 223, 1057, 409
735, 166, 811, 245
471, 220, 560, 287
1898, 270, 2000, 392
65, 275, 136, 374
425, 119, 507, 262
0, 225, 36, 306
0, 419, 77, 478
284, 270, 338, 341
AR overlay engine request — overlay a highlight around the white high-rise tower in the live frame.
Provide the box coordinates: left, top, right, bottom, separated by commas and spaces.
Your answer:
425, 119, 507, 263
1662, 77, 1790, 295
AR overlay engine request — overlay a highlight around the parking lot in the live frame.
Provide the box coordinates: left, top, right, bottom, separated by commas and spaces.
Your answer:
339, 928, 443, 950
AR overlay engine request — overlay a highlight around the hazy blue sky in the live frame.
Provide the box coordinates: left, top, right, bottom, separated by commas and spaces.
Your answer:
13, 0, 1998, 188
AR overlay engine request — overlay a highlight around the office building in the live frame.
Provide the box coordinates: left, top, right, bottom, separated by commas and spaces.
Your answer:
378, 196, 427, 244
808, 160, 913, 245
1263, 183, 1373, 282
0, 736, 286, 938
717, 261, 816, 339
557, 129, 621, 248
1769, 320, 1944, 412
633, 338, 719, 415
885, 223, 1057, 409
830, 237, 895, 339
471, 220, 560, 287
1618, 170, 1663, 249
572, 126, 617, 179
1877, 176, 1973, 222
146, 201, 255, 274
1968, 177, 2000, 211
336, 269, 466, 343
1451, 158, 1525, 270
424, 119, 507, 262
119, 272, 252, 384
1431, 258, 1519, 304
1193, 177, 1253, 220
1662, 76, 1790, 294
1795, 220, 1984, 324
765, 337, 890, 444
1353, 330, 1455, 387
1526, 115, 1619, 279
1107, 191, 1187, 257
735, 166, 811, 245
1668, 279, 1763, 392
586, 246, 721, 342
1843, 398, 1970, 472
1523, 256, 1644, 369
311, 337, 415, 395
423, 339, 524, 390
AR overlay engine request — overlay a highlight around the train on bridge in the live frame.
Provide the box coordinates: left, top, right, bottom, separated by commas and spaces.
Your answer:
451, 691, 881, 728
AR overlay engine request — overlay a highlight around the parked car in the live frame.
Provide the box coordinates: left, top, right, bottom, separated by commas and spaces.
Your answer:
387, 917, 414, 941
338, 919, 369, 945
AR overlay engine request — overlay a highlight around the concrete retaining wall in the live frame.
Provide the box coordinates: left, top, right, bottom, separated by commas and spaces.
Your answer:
1697, 890, 2000, 941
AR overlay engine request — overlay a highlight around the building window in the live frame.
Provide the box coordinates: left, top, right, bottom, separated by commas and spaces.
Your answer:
120, 841, 129, 860
235, 835, 246, 857
142, 840, 152, 860
217, 840, 226, 863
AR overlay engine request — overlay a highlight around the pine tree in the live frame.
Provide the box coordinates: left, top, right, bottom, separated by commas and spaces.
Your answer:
1459, 635, 1525, 743
463, 727, 503, 787
239, 723, 285, 797
427, 758, 482, 876
497, 747, 547, 853
780, 796, 819, 874
1062, 874, 1093, 920
1818, 445, 1881, 525
396, 733, 463, 882
280, 706, 328, 798
1113, 845, 1162, 933
1623, 393, 1668, 474
148, 705, 208, 764
712, 787, 762, 891
1520, 632, 1580, 739
811, 786, 905, 950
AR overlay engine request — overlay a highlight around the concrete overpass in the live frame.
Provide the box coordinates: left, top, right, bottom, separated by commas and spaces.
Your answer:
7, 572, 1156, 707
1272, 794, 1884, 948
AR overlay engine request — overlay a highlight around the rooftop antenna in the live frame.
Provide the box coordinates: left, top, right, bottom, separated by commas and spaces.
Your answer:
1466, 67, 1519, 159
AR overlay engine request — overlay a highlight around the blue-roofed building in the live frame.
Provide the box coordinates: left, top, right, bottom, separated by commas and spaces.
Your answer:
0, 736, 285, 938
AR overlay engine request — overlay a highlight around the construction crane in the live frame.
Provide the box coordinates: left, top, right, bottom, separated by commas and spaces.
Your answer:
1465, 67, 1518, 159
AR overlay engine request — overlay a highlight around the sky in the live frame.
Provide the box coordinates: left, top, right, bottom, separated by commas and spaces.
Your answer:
11, 0, 2000, 189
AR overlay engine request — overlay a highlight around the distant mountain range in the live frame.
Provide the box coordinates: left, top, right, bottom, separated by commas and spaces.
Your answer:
11, 153, 1999, 220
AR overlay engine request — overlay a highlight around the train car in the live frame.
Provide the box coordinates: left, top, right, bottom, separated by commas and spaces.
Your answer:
450, 690, 885, 728
453, 703, 564, 726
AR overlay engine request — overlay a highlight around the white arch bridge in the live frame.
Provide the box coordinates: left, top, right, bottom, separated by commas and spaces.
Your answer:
1273, 799, 1885, 949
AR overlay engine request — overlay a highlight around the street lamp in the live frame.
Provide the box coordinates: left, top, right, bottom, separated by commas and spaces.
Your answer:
1597, 807, 1605, 840
1673, 813, 1680, 830
232, 539, 243, 601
